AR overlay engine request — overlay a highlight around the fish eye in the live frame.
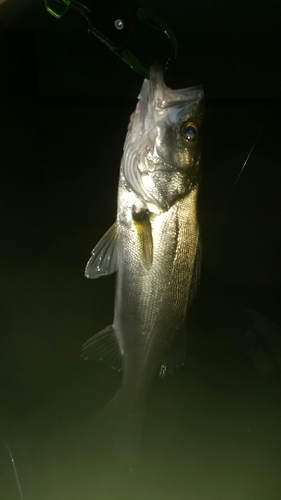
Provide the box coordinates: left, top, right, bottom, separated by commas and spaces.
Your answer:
181, 121, 199, 142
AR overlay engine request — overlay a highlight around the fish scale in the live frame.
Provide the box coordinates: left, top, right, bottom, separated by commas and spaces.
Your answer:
82, 65, 204, 462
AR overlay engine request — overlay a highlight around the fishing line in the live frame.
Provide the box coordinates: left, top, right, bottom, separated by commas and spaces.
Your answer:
1, 434, 24, 500
219, 85, 281, 219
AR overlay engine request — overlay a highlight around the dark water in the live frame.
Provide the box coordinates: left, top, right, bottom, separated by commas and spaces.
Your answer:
1, 101, 281, 499
1, 244, 281, 500
1, 2, 281, 499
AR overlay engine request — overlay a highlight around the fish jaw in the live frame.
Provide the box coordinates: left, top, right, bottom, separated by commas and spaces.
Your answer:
123, 66, 204, 211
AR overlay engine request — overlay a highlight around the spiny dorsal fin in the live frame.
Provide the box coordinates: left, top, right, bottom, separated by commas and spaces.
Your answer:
85, 223, 119, 279
81, 325, 123, 372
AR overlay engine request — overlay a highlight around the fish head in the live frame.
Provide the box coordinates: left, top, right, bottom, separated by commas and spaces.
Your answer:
123, 65, 204, 212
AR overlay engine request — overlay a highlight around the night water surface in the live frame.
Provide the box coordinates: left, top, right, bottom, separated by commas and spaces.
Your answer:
1, 1, 281, 499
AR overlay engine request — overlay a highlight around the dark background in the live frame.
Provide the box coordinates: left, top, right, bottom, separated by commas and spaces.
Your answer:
1, 1, 281, 499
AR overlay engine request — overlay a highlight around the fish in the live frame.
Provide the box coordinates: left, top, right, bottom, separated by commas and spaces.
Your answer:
82, 65, 204, 463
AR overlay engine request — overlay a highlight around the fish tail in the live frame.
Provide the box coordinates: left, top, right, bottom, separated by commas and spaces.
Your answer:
96, 391, 145, 472
73, 394, 144, 494
81, 328, 145, 470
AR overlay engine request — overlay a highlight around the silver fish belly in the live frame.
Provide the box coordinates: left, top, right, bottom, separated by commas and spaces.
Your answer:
83, 66, 204, 414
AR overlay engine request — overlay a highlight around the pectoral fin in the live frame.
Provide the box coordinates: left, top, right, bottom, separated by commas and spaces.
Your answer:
81, 325, 123, 372
85, 223, 119, 279
133, 210, 153, 270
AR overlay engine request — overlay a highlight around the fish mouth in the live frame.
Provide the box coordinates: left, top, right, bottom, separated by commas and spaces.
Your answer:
124, 66, 202, 206
149, 65, 204, 110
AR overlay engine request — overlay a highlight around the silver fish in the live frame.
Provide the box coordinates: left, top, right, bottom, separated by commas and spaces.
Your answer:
82, 66, 204, 453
